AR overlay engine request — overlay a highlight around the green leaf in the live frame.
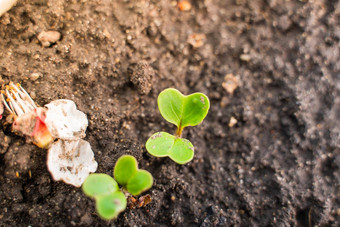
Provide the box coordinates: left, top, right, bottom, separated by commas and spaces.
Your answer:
145, 132, 194, 164
113, 155, 153, 196
82, 173, 119, 198
114, 155, 138, 186
127, 170, 153, 196
158, 88, 210, 128
96, 191, 127, 220
158, 88, 184, 127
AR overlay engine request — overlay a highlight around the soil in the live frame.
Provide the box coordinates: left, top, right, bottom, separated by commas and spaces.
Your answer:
0, 0, 339, 226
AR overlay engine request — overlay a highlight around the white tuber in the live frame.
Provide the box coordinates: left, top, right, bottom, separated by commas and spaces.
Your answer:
47, 139, 98, 187
0, 0, 17, 16
44, 99, 88, 140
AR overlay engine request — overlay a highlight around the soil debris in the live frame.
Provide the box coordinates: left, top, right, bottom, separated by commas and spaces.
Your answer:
187, 34, 206, 49
0, 131, 11, 154
128, 194, 152, 209
128, 61, 155, 95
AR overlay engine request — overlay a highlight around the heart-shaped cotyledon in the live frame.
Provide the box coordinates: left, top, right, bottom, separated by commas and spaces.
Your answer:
146, 132, 194, 164
82, 173, 127, 220
157, 88, 210, 136
114, 155, 153, 196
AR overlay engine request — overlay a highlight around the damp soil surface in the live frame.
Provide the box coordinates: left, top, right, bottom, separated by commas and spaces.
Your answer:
0, 0, 340, 226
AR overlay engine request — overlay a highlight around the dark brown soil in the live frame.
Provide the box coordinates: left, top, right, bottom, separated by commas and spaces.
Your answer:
1, 0, 339, 226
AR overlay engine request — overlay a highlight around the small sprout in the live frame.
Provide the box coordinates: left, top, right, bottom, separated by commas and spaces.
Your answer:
82, 174, 126, 220
83, 155, 153, 220
47, 139, 98, 187
114, 155, 153, 196
146, 88, 209, 164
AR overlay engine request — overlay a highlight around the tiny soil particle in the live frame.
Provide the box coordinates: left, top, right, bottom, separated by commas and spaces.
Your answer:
228, 117, 238, 127
200, 96, 205, 105
187, 34, 206, 48
151, 132, 162, 140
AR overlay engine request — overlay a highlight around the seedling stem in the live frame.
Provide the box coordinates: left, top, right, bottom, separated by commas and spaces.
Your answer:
175, 121, 183, 137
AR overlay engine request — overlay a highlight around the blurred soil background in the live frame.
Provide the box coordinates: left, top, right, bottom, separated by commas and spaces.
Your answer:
0, 0, 339, 226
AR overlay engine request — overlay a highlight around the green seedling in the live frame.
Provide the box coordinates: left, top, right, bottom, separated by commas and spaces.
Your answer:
114, 155, 153, 196
82, 155, 153, 220
146, 88, 209, 164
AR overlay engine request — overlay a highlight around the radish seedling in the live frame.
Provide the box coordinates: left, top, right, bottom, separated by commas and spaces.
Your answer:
146, 88, 209, 164
82, 155, 153, 220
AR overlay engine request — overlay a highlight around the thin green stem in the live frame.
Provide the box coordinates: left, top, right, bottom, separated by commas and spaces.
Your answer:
175, 121, 183, 137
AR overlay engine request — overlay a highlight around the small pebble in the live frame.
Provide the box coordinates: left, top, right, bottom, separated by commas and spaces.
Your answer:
240, 54, 251, 61
177, 1, 191, 11
222, 74, 239, 94
37, 31, 61, 47
228, 117, 238, 127
30, 73, 40, 81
